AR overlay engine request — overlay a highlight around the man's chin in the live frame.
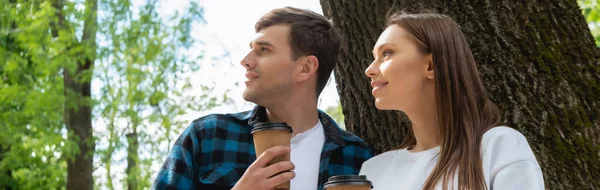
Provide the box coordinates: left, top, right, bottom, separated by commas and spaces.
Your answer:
242, 91, 257, 102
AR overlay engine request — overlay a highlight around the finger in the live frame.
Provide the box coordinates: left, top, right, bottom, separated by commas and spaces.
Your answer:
251, 146, 290, 168
264, 161, 295, 178
266, 171, 295, 188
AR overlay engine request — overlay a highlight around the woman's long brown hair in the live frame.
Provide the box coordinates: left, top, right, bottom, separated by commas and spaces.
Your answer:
389, 12, 501, 190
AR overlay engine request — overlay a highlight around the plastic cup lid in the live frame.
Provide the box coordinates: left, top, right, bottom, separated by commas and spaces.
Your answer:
324, 175, 373, 189
251, 122, 292, 134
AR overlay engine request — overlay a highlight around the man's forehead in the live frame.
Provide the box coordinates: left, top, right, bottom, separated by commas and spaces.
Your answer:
251, 25, 290, 47
250, 32, 267, 45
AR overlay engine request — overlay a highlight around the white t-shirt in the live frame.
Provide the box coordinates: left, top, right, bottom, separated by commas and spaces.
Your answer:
359, 126, 544, 190
290, 121, 325, 190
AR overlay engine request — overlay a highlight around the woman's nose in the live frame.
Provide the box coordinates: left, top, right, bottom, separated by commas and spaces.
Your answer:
365, 61, 380, 77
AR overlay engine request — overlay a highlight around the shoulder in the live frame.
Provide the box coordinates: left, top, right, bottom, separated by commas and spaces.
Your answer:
338, 129, 375, 157
181, 110, 253, 136
481, 126, 539, 168
339, 129, 369, 146
359, 150, 396, 175
363, 150, 396, 166
481, 127, 545, 188
318, 111, 374, 157
482, 126, 530, 149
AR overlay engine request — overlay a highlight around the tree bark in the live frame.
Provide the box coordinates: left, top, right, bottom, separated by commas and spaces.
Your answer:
320, 0, 600, 189
64, 65, 95, 190
126, 132, 139, 190
52, 0, 97, 189
0, 145, 14, 189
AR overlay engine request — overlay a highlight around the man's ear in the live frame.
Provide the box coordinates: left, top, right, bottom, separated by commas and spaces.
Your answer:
297, 55, 319, 82
425, 54, 434, 80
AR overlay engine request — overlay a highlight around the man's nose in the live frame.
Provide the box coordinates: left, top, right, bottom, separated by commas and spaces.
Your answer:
240, 51, 255, 70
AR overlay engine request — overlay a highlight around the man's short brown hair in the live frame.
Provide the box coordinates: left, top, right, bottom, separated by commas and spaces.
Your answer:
255, 7, 341, 96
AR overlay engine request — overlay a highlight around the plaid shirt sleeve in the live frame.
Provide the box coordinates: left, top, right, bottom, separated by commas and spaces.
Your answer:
153, 121, 202, 189
153, 113, 254, 190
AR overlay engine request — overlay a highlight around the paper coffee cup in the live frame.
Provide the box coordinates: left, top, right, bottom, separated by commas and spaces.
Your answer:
324, 175, 373, 190
251, 122, 293, 189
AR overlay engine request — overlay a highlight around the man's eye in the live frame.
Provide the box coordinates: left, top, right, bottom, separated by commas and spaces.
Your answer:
259, 47, 268, 53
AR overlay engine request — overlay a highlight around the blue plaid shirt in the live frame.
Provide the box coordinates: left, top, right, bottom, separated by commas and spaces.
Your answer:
153, 106, 374, 190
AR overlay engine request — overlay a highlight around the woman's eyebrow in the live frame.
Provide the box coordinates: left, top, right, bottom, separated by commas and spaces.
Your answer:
372, 42, 397, 57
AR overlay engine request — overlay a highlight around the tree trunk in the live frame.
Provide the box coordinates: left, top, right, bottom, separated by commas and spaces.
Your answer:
0, 145, 14, 189
320, 0, 600, 189
126, 132, 139, 190
64, 65, 95, 190
52, 0, 97, 189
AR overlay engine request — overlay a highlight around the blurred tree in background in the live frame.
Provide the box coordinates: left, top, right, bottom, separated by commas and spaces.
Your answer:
579, 0, 600, 46
0, 0, 226, 189
324, 101, 345, 129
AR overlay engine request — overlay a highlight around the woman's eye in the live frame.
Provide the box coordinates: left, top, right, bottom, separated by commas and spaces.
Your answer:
382, 50, 393, 58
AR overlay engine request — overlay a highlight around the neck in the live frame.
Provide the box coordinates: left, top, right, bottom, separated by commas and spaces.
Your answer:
265, 90, 319, 137
404, 91, 441, 152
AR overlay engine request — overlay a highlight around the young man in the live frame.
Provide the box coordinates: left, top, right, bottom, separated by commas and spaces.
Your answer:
153, 7, 373, 190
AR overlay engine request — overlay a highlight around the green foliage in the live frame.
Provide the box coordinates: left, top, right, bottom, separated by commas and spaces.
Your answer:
93, 0, 224, 189
579, 0, 600, 46
1, 0, 227, 189
1, 0, 73, 188
325, 104, 345, 129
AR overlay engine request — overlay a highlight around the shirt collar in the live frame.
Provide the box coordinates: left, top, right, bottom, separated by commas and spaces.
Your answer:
234, 105, 345, 147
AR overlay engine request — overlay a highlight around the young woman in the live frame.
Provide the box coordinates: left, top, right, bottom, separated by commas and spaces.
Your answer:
359, 12, 545, 190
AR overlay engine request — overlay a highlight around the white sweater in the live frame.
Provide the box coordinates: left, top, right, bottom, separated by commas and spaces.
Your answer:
359, 127, 544, 190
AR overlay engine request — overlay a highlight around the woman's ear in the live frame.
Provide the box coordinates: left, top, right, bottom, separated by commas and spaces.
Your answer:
425, 54, 434, 80
297, 55, 319, 82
